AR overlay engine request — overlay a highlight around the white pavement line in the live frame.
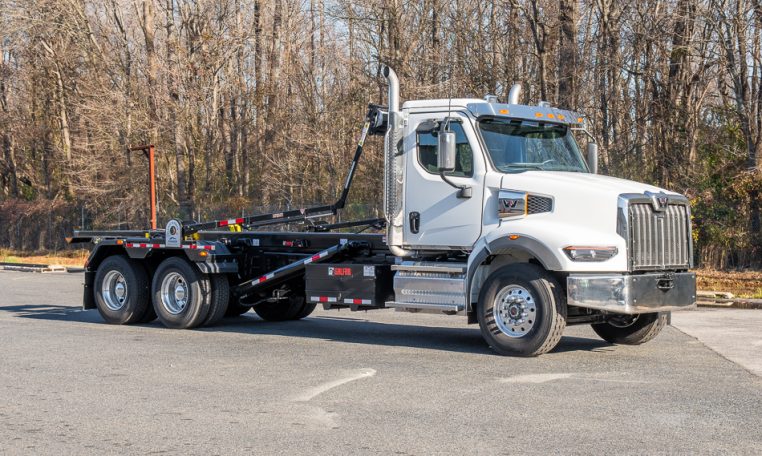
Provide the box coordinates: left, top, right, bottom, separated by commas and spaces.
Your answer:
292, 368, 376, 402
499, 373, 573, 384
498, 373, 650, 385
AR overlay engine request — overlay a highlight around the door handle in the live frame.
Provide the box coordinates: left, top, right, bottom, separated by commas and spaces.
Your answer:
409, 212, 420, 234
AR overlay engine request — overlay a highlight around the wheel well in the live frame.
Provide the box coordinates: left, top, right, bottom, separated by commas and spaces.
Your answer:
468, 252, 552, 323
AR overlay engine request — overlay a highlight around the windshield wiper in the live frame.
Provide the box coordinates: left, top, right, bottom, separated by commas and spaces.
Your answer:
501, 164, 545, 171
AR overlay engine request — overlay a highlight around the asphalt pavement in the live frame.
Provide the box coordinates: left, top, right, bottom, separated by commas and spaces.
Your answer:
1, 270, 760, 455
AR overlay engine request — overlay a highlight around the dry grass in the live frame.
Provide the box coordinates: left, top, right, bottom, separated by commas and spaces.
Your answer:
696, 269, 762, 299
0, 248, 88, 267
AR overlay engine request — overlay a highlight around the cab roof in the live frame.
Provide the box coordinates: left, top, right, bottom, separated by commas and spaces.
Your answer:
402, 98, 586, 127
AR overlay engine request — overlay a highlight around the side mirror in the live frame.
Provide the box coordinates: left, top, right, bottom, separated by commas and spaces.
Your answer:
437, 128, 457, 172
587, 142, 598, 174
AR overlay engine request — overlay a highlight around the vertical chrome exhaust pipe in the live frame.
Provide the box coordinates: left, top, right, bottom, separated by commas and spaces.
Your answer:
507, 83, 522, 105
382, 66, 412, 257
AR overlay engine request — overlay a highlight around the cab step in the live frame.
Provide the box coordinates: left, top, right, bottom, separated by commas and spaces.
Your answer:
387, 261, 467, 315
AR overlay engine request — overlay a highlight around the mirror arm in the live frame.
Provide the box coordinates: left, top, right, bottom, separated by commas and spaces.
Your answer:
439, 171, 472, 199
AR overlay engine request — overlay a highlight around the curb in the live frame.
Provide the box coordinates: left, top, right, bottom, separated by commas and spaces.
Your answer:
0, 262, 68, 273
697, 299, 762, 310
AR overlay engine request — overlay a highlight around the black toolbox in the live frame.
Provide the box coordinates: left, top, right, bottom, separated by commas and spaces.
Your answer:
305, 263, 393, 310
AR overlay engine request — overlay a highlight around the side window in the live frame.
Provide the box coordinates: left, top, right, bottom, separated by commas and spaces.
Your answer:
417, 123, 473, 177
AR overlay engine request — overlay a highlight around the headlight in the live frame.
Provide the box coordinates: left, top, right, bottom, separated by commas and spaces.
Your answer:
563, 246, 618, 262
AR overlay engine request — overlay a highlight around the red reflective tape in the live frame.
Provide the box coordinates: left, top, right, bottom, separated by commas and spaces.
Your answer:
235, 218, 244, 224
311, 254, 321, 261
319, 296, 328, 302
204, 245, 214, 251
353, 299, 363, 305
152, 243, 161, 248
218, 220, 229, 227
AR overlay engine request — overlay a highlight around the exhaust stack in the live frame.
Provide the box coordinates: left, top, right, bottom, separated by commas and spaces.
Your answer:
382, 66, 412, 257
507, 84, 522, 105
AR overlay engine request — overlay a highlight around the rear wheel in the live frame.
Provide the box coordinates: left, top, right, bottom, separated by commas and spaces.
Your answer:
477, 264, 566, 356
591, 312, 668, 345
93, 255, 150, 325
152, 257, 211, 329
253, 295, 305, 321
293, 301, 317, 320
225, 298, 251, 317
202, 275, 230, 327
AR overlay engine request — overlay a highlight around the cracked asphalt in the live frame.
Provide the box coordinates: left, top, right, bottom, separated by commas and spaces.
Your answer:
1, 270, 760, 455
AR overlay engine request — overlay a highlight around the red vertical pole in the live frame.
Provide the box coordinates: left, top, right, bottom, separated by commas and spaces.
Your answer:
149, 145, 157, 229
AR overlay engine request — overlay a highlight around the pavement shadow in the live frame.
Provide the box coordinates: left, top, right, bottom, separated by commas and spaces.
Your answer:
0, 304, 104, 323
205, 314, 612, 356
1, 304, 612, 356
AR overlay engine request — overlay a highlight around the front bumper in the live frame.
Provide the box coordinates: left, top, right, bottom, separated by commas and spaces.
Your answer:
567, 272, 696, 314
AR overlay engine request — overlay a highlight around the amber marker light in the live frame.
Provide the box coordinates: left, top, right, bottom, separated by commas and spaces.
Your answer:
508, 234, 521, 240
499, 109, 509, 114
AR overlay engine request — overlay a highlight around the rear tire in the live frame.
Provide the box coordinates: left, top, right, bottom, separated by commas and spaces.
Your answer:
93, 255, 150, 325
253, 295, 305, 321
293, 301, 317, 320
225, 299, 251, 317
152, 257, 211, 329
202, 275, 230, 327
477, 263, 566, 356
591, 312, 668, 345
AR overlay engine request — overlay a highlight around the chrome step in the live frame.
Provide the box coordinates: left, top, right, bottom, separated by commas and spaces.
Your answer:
391, 261, 467, 274
385, 301, 464, 314
390, 261, 467, 315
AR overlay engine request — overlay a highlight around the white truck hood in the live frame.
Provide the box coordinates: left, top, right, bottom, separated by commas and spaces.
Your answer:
490, 171, 684, 272
500, 171, 676, 200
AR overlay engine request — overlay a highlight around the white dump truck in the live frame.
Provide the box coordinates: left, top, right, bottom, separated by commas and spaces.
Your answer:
69, 66, 696, 356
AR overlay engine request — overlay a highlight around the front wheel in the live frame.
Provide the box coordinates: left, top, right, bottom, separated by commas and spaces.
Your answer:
477, 264, 566, 356
591, 312, 668, 345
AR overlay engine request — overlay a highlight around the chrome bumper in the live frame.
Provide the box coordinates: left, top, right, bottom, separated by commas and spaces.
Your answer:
567, 272, 696, 314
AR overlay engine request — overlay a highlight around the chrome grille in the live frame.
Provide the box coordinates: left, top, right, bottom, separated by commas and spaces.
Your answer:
628, 202, 691, 270
527, 195, 552, 214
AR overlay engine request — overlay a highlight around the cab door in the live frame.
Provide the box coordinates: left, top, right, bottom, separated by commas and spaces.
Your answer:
403, 112, 485, 249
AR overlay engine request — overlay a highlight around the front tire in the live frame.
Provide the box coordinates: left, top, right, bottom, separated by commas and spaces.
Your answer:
93, 255, 150, 325
152, 257, 211, 329
477, 264, 566, 356
591, 312, 668, 345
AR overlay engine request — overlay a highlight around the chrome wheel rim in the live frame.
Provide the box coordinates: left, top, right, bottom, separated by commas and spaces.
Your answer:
160, 272, 189, 315
493, 285, 537, 338
102, 270, 128, 311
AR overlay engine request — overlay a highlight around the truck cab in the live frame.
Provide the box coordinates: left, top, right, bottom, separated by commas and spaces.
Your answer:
381, 67, 696, 355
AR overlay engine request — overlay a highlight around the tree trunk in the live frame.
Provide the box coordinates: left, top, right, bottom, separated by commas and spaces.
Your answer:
558, 0, 577, 108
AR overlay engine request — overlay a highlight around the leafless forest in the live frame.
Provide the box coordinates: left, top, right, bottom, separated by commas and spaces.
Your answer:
0, 0, 761, 267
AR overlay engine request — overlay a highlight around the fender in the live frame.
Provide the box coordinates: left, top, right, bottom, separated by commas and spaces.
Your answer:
465, 234, 563, 313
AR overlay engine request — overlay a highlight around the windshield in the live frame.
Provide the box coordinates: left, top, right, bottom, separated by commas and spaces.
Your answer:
478, 118, 589, 173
